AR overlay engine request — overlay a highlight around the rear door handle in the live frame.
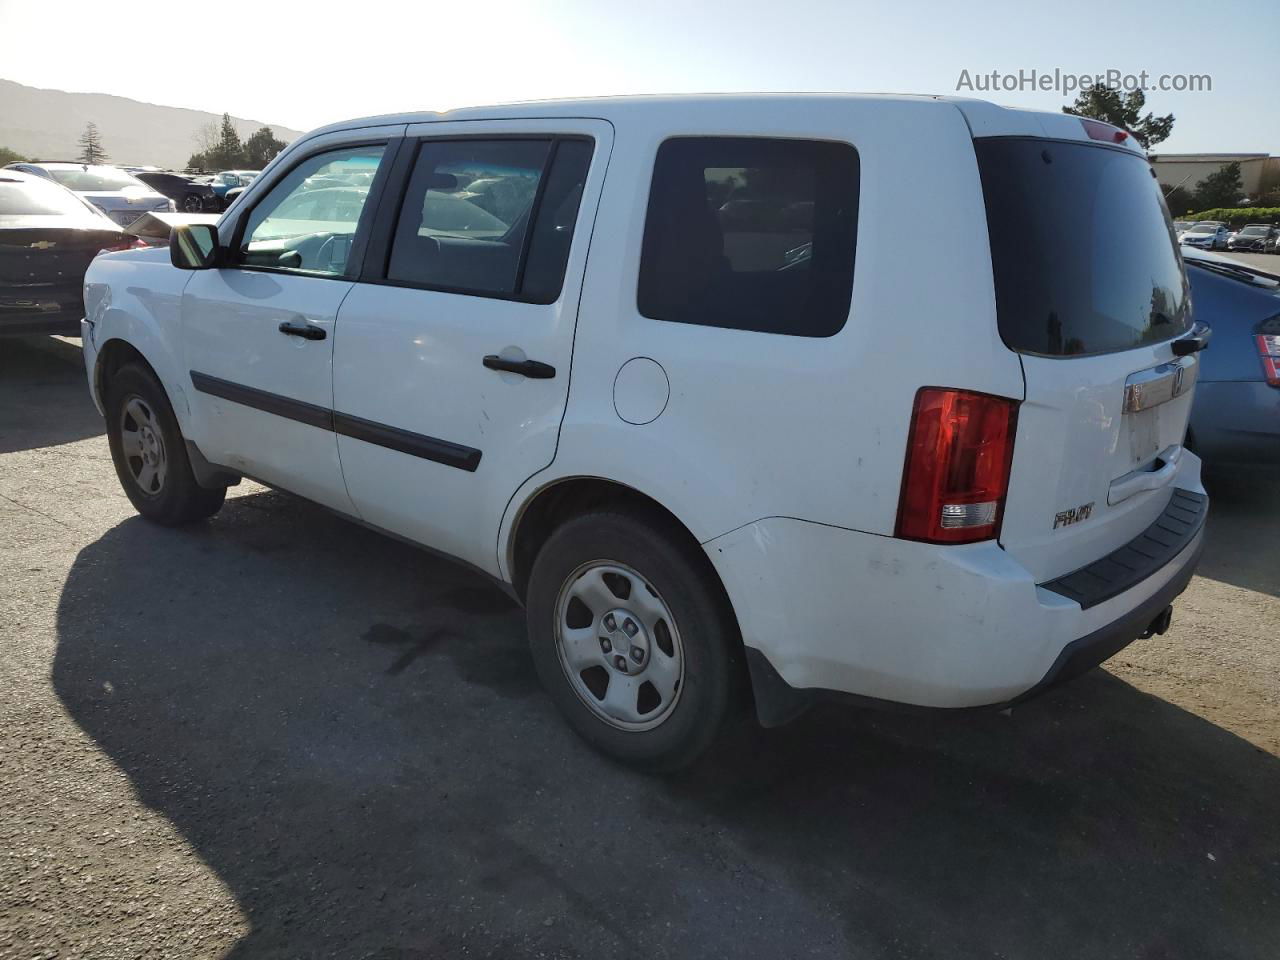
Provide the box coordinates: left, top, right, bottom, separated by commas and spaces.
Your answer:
278, 320, 326, 341
483, 355, 556, 379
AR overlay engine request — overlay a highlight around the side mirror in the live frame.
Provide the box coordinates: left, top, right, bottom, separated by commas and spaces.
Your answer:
170, 223, 220, 270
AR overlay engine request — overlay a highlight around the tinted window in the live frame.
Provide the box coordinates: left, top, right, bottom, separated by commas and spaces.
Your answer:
0, 176, 94, 216
45, 165, 143, 191
977, 138, 1190, 357
638, 137, 859, 337
520, 140, 593, 302
239, 144, 386, 276
387, 138, 591, 301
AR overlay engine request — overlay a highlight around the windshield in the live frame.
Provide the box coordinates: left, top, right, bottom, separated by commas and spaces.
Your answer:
45, 166, 145, 192
1187, 225, 1215, 234
1239, 226, 1268, 235
0, 176, 96, 216
976, 138, 1190, 357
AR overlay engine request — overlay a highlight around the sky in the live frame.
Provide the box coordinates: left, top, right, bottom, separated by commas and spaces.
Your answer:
1, 0, 1275, 154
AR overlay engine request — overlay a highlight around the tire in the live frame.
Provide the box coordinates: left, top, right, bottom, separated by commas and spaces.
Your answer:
104, 363, 226, 525
526, 507, 741, 771
182, 193, 203, 213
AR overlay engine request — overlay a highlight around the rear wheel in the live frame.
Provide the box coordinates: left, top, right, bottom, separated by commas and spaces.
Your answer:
526, 508, 740, 770
182, 193, 203, 212
105, 364, 226, 525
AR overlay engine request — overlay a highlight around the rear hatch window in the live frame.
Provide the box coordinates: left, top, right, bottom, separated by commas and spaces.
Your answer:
976, 138, 1190, 357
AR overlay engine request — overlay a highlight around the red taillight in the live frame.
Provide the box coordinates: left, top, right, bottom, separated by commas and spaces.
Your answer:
895, 388, 1019, 545
1258, 334, 1280, 387
1080, 118, 1131, 144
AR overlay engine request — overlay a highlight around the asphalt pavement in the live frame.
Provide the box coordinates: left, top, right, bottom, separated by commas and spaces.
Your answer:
1, 334, 1278, 959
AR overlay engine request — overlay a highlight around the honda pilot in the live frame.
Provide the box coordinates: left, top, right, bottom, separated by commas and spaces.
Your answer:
80, 95, 1209, 768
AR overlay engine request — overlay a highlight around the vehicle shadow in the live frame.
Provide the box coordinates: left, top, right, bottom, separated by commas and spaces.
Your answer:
1197, 468, 1280, 598
53, 491, 1280, 959
0, 336, 104, 454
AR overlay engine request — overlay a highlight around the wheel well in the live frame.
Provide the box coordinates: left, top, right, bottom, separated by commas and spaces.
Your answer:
509, 477, 755, 713
509, 479, 711, 604
95, 339, 158, 404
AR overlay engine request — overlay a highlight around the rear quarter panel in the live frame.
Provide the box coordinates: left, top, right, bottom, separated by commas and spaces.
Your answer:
500, 97, 1023, 576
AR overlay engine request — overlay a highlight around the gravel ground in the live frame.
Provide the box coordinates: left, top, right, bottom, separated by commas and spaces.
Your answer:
1, 335, 1278, 960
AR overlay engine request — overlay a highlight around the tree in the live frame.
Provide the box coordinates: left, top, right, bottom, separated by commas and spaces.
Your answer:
1063, 87, 1174, 150
1193, 162, 1244, 210
77, 121, 109, 164
204, 113, 244, 170
194, 120, 220, 156
243, 126, 286, 168
0, 146, 25, 166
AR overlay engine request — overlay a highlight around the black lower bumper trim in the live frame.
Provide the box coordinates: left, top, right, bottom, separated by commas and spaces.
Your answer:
1041, 488, 1207, 610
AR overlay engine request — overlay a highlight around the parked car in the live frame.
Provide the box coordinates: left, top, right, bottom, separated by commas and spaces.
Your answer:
80, 96, 1209, 769
1181, 247, 1280, 466
1180, 221, 1230, 250
0, 169, 137, 336
1173, 220, 1193, 233
205, 170, 261, 208
4, 161, 174, 228
133, 171, 218, 213
1227, 223, 1280, 253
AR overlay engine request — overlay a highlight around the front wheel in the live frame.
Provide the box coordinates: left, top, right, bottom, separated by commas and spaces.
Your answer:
526, 508, 741, 770
105, 363, 226, 525
182, 193, 204, 212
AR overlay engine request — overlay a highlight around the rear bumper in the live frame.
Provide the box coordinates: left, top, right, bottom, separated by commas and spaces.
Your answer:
1, 289, 85, 336
1005, 528, 1201, 705
0, 314, 83, 336
705, 477, 1208, 720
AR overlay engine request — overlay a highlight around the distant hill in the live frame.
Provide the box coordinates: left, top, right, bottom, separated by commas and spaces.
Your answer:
0, 79, 303, 170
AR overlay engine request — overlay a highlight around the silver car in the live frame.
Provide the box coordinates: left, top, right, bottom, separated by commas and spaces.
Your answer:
3, 161, 174, 227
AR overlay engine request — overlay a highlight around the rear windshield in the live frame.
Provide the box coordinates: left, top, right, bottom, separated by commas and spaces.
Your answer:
0, 177, 92, 216
976, 138, 1190, 357
46, 166, 142, 192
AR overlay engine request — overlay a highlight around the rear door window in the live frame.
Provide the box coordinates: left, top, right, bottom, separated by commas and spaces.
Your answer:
975, 138, 1190, 357
637, 137, 860, 337
386, 137, 593, 302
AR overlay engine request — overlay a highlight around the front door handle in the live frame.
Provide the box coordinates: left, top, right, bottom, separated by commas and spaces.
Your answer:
483, 355, 556, 379
278, 320, 326, 341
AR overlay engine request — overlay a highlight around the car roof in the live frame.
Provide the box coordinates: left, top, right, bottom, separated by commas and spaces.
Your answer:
298, 93, 1146, 155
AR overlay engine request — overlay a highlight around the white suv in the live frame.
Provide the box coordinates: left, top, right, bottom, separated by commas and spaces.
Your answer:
81, 95, 1209, 769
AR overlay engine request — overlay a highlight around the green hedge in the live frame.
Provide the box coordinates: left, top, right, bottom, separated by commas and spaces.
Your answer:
1184, 207, 1280, 226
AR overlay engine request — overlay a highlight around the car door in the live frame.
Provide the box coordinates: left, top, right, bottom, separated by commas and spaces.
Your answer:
180, 128, 401, 513
332, 119, 613, 573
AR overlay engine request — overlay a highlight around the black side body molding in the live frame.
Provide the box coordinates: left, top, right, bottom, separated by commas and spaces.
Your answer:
188, 371, 482, 472
333, 411, 481, 472
189, 371, 333, 431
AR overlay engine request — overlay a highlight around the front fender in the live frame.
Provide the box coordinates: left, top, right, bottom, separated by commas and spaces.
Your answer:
84, 250, 193, 430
